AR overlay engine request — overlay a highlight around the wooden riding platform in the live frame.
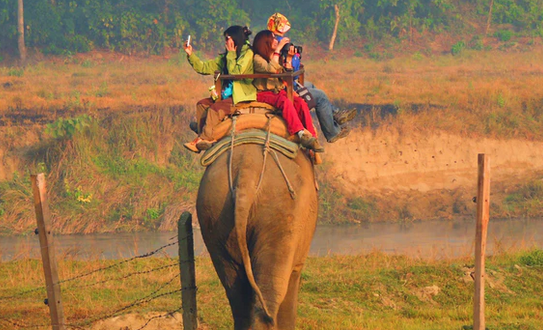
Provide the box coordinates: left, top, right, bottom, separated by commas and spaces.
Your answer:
203, 68, 322, 165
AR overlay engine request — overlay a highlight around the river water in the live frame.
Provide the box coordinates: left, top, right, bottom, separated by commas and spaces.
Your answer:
1, 218, 542, 261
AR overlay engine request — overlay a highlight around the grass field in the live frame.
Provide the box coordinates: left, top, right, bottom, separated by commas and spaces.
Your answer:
1, 249, 542, 329
1, 48, 543, 140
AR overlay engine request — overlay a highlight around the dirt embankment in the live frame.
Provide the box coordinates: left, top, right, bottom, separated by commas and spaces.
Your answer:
314, 121, 543, 222
1, 119, 543, 225
325, 126, 543, 194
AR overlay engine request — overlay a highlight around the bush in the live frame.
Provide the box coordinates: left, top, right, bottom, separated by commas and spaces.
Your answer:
495, 29, 513, 42
67, 35, 93, 53
347, 197, 377, 221
469, 35, 484, 50
42, 44, 64, 56
451, 41, 466, 56
519, 250, 543, 266
45, 115, 93, 139
7, 68, 24, 77
504, 179, 543, 216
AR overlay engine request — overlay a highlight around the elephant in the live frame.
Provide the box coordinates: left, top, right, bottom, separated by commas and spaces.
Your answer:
196, 143, 318, 330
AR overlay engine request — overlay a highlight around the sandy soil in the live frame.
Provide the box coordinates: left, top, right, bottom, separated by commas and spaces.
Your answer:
324, 126, 543, 195
4, 125, 542, 193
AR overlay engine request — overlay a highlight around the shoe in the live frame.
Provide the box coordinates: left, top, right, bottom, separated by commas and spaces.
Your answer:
328, 125, 350, 143
183, 137, 202, 153
333, 108, 357, 125
196, 138, 217, 150
189, 121, 199, 134
299, 129, 325, 153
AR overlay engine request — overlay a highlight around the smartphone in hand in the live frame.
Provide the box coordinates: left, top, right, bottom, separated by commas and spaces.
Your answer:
186, 35, 191, 47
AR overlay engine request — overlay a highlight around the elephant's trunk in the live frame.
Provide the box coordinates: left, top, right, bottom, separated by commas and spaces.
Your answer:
234, 187, 274, 325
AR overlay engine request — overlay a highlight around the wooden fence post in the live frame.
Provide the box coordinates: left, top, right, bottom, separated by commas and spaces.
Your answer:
178, 211, 198, 330
474, 154, 490, 330
31, 173, 66, 330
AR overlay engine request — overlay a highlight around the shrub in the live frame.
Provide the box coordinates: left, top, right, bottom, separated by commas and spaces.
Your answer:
412, 52, 424, 60
451, 41, 465, 56
469, 35, 484, 50
347, 197, 377, 221
495, 29, 513, 42
519, 250, 543, 266
504, 179, 543, 216
45, 115, 93, 139
81, 59, 94, 68
67, 35, 93, 53
7, 67, 24, 77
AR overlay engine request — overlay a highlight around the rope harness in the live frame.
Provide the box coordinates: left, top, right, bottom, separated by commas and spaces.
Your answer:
224, 113, 297, 200
255, 114, 273, 194
228, 115, 238, 196
255, 114, 296, 199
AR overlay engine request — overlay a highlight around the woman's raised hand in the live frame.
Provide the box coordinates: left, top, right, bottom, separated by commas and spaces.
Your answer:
183, 43, 193, 56
276, 37, 290, 51
225, 37, 236, 52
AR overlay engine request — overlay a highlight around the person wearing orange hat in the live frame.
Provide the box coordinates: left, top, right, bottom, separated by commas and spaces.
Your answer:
252, 29, 324, 153
267, 12, 291, 37
266, 13, 357, 143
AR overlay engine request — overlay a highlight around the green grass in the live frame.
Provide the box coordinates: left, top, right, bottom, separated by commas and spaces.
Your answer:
0, 109, 201, 235
504, 179, 543, 217
1, 250, 542, 329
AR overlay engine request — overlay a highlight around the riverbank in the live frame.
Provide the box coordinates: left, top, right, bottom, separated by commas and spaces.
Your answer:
2, 218, 543, 261
1, 250, 542, 329
1, 50, 543, 234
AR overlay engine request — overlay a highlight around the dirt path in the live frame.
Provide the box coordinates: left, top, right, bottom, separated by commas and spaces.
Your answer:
90, 312, 185, 330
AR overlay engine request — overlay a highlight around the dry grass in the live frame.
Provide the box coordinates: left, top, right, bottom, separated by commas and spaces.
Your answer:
0, 53, 210, 115
307, 50, 543, 104
2, 49, 543, 140
310, 49, 543, 140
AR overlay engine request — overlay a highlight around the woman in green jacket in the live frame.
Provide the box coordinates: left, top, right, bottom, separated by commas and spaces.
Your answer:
183, 25, 256, 152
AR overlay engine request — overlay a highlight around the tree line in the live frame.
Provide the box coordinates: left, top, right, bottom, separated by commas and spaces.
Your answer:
1, 0, 542, 57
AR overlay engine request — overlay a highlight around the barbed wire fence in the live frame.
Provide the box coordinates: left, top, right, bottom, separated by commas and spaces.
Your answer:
0, 242, 188, 329
0, 174, 198, 330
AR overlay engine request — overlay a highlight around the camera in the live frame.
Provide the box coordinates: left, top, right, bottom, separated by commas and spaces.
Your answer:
279, 43, 303, 70
280, 43, 302, 58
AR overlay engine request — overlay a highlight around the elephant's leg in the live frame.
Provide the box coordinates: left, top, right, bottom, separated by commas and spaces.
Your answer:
206, 249, 255, 330
275, 264, 304, 330
251, 254, 298, 330
224, 272, 255, 330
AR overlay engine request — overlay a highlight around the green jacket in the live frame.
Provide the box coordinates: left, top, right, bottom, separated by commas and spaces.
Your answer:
187, 44, 256, 105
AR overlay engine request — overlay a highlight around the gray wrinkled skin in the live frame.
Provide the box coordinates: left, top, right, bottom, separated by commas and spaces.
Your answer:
196, 144, 318, 330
